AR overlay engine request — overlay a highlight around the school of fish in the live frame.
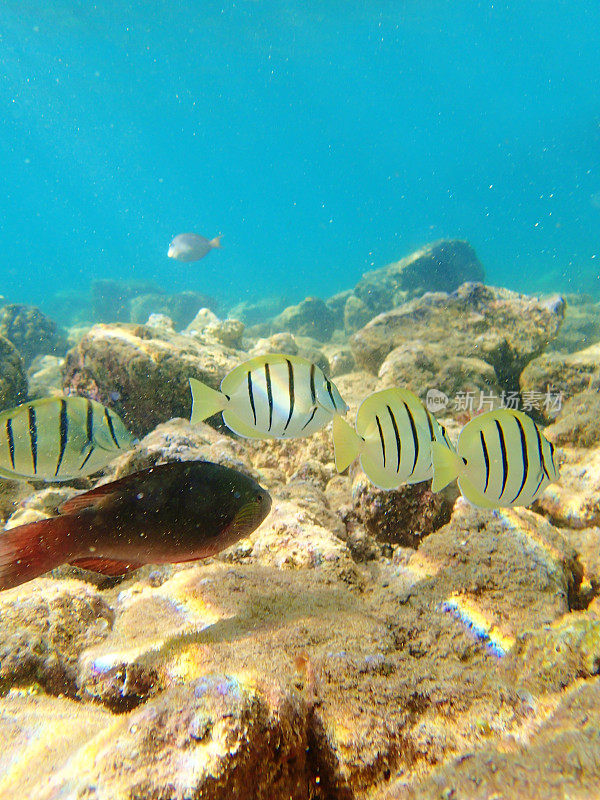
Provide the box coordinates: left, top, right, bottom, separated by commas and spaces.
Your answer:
0, 351, 560, 590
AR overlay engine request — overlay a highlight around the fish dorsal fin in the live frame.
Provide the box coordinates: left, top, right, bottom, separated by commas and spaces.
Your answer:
59, 482, 123, 515
69, 557, 143, 576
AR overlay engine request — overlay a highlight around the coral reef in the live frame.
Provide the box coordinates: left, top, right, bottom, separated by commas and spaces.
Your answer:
1, 242, 599, 798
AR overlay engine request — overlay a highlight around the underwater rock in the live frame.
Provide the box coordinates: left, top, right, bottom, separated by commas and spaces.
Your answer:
0, 303, 67, 368
520, 342, 600, 422
322, 344, 355, 377
0, 492, 590, 800
351, 283, 565, 391
548, 293, 600, 353
325, 288, 353, 330
91, 278, 162, 322
536, 445, 600, 529
203, 318, 245, 349
354, 239, 485, 315
228, 296, 288, 327
378, 341, 502, 417
271, 296, 335, 342
351, 466, 455, 547
0, 578, 113, 696
544, 389, 600, 448
184, 306, 220, 333
388, 678, 600, 799
130, 290, 214, 330
0, 333, 28, 410
343, 293, 372, 334
248, 332, 330, 373
27, 353, 65, 398
62, 322, 241, 436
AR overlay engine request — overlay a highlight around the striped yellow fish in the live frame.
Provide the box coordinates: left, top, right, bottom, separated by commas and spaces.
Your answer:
431, 408, 558, 508
333, 387, 454, 489
0, 396, 135, 482
190, 354, 349, 439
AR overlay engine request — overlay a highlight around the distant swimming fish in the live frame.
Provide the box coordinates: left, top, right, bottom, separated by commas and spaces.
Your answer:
431, 408, 558, 508
168, 232, 222, 262
333, 387, 454, 489
0, 396, 135, 482
0, 460, 271, 590
190, 354, 349, 439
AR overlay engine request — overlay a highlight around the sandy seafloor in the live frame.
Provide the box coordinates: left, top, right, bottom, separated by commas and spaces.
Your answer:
1, 241, 600, 799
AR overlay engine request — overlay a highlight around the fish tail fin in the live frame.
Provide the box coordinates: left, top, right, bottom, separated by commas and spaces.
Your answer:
431, 441, 464, 492
189, 378, 227, 425
333, 414, 363, 473
209, 236, 222, 249
0, 517, 75, 591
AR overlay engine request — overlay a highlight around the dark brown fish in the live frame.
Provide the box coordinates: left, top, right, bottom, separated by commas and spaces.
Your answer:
0, 460, 271, 591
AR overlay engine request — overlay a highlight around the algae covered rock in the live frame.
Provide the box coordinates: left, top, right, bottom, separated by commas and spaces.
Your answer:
354, 239, 485, 314
0, 333, 28, 410
352, 283, 565, 390
0, 303, 67, 367
271, 296, 335, 341
62, 322, 241, 436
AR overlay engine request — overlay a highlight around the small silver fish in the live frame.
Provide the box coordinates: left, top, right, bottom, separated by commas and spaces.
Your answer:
431, 408, 559, 508
333, 387, 454, 489
190, 353, 348, 440
168, 233, 221, 262
0, 396, 135, 482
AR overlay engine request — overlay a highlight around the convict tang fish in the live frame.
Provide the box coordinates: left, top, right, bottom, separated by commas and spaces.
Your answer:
0, 460, 271, 590
0, 396, 135, 482
190, 353, 349, 439
168, 232, 221, 262
333, 387, 455, 489
431, 408, 558, 508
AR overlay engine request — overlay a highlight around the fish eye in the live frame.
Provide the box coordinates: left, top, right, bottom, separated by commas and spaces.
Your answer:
256, 493, 263, 503
233, 490, 241, 499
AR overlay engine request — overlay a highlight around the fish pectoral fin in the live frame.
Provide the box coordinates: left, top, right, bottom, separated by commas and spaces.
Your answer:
190, 378, 227, 425
69, 557, 143, 576
430, 442, 463, 492
333, 414, 363, 472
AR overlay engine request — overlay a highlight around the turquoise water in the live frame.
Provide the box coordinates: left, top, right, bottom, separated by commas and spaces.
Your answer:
1, 0, 599, 316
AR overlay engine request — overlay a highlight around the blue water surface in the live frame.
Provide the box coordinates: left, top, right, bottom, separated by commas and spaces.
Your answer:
1, 0, 599, 316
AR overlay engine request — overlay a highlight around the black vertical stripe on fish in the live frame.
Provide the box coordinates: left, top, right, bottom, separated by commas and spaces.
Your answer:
387, 405, 401, 473
510, 416, 529, 504
104, 409, 120, 448
309, 363, 317, 406
301, 406, 318, 431
403, 402, 419, 476
283, 358, 295, 432
375, 414, 386, 468
5, 419, 15, 469
86, 399, 94, 443
55, 399, 69, 477
264, 363, 273, 431
325, 379, 336, 408
79, 444, 95, 471
548, 440, 556, 472
480, 431, 490, 492
535, 425, 551, 482
425, 411, 435, 442
28, 405, 38, 474
495, 420, 508, 498
247, 371, 257, 426
531, 470, 545, 498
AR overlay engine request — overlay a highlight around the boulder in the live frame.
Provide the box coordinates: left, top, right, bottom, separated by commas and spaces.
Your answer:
271, 297, 335, 341
62, 323, 241, 436
352, 283, 565, 392
354, 239, 485, 314
0, 303, 67, 367
0, 334, 27, 410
